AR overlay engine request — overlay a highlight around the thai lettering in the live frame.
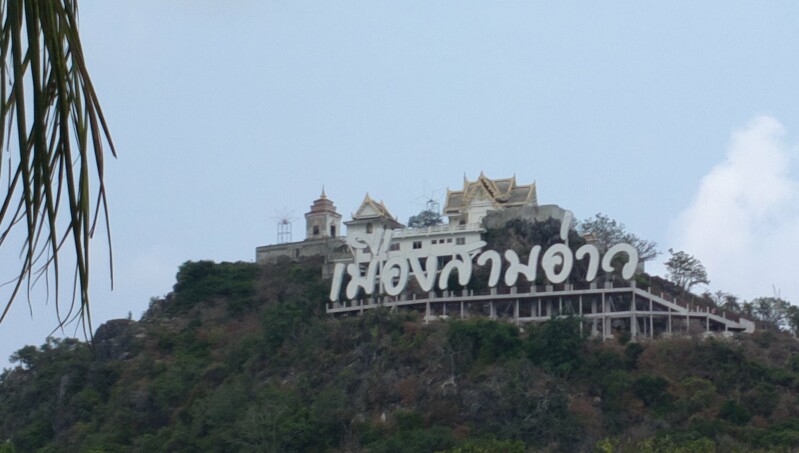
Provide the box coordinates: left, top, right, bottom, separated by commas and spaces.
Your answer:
542, 210, 575, 285
345, 261, 379, 299
438, 244, 480, 289
575, 244, 600, 281
347, 229, 393, 260
409, 255, 438, 292
329, 262, 346, 302
381, 256, 409, 296
476, 250, 502, 287
601, 243, 639, 280
541, 243, 573, 285
503, 246, 542, 287
328, 210, 641, 302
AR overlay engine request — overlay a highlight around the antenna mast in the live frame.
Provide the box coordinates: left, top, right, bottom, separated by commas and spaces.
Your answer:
413, 180, 443, 213
272, 209, 297, 244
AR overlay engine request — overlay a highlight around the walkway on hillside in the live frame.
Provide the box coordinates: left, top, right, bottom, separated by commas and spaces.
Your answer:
326, 282, 755, 339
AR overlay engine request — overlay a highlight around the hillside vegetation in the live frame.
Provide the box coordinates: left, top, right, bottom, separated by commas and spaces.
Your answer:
2, 258, 799, 452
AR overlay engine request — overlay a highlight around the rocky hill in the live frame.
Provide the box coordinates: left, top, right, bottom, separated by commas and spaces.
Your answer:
1, 257, 799, 452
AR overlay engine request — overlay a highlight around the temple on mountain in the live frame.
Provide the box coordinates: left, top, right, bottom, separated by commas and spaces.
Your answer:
255, 173, 560, 267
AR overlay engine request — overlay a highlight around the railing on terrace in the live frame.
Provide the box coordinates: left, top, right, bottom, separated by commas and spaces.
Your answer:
391, 222, 483, 237
329, 279, 745, 325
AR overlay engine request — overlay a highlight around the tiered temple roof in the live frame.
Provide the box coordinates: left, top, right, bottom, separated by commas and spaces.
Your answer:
443, 172, 537, 216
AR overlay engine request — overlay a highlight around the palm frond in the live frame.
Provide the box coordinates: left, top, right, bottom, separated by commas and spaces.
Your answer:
0, 0, 114, 336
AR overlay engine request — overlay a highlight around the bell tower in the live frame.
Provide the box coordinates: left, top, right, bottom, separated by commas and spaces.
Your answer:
305, 188, 342, 240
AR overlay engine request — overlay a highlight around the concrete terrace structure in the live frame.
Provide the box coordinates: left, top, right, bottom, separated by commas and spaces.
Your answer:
326, 281, 755, 339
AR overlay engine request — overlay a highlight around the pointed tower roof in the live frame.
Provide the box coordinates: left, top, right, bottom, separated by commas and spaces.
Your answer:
347, 193, 404, 228
351, 193, 396, 219
306, 189, 340, 216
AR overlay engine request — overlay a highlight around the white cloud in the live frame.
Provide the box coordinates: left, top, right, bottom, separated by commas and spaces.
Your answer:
670, 116, 799, 302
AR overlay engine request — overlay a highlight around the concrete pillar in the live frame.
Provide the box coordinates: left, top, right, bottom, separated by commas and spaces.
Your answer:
648, 298, 653, 338
631, 293, 637, 339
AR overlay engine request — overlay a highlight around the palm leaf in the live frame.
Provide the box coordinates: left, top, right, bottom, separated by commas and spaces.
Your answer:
0, 0, 115, 336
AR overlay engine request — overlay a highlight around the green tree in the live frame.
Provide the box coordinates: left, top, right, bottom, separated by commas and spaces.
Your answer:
441, 438, 526, 453
408, 209, 443, 228
525, 315, 585, 376
0, 1, 115, 330
578, 213, 659, 261
721, 293, 741, 312
786, 304, 799, 336
750, 296, 791, 330
447, 319, 522, 370
664, 249, 709, 293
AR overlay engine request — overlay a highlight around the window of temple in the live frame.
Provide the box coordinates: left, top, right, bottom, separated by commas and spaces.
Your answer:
412, 241, 422, 249
389, 243, 400, 251
313, 225, 320, 236
456, 237, 465, 245
331, 225, 336, 237
366, 223, 373, 233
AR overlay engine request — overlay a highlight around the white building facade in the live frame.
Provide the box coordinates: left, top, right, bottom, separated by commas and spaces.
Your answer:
256, 173, 540, 270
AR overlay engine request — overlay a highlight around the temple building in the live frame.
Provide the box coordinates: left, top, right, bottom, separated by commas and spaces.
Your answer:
255, 173, 555, 266
344, 194, 404, 237
305, 189, 342, 240
444, 173, 538, 225
255, 190, 348, 266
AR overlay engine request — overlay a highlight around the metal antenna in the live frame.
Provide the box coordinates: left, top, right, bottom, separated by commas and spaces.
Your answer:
271, 209, 297, 244
411, 180, 444, 213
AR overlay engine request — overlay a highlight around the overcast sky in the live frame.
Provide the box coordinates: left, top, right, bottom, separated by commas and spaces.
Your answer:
2, 1, 799, 367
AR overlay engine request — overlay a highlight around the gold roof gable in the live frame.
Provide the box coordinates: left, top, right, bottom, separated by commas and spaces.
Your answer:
444, 173, 537, 214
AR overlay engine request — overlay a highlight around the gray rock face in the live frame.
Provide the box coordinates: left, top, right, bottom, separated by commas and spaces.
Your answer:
93, 318, 135, 361
482, 204, 569, 229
